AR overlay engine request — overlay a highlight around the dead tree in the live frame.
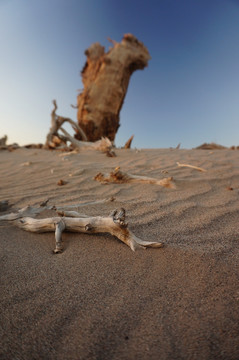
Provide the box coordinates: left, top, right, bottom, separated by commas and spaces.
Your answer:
76, 34, 151, 141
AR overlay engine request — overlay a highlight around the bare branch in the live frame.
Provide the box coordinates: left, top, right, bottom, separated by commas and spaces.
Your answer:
15, 208, 163, 252
177, 162, 206, 172
60, 127, 114, 155
94, 167, 176, 189
45, 100, 87, 148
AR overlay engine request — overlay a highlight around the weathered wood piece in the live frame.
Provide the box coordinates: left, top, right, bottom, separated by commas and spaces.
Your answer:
44, 100, 115, 155
0, 203, 163, 253
76, 34, 151, 141
45, 100, 87, 149
176, 162, 206, 172
17, 208, 163, 253
59, 127, 115, 156
94, 167, 176, 188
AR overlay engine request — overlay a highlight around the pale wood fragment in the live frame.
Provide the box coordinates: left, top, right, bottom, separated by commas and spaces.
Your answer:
59, 150, 78, 157
45, 100, 87, 149
20, 161, 32, 166
44, 100, 115, 155
176, 162, 206, 172
59, 127, 114, 155
1, 203, 163, 252
54, 219, 66, 253
94, 167, 176, 188
14, 208, 163, 252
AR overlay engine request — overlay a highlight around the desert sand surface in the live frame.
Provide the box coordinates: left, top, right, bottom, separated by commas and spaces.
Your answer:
0, 147, 239, 359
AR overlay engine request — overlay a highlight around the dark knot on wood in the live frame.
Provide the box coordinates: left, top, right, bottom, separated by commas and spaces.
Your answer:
85, 223, 93, 231
111, 208, 127, 228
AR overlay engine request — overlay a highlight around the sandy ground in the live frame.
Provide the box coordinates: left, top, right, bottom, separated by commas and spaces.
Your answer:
0, 147, 239, 359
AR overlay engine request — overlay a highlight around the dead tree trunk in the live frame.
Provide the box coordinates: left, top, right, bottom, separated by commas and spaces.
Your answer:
76, 34, 151, 142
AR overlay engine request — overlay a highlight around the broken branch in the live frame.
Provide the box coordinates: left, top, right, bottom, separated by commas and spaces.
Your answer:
45, 100, 87, 149
59, 127, 115, 155
94, 167, 176, 188
176, 162, 206, 172
13, 208, 163, 252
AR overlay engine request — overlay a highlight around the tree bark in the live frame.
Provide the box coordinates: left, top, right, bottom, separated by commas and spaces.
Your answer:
76, 34, 151, 142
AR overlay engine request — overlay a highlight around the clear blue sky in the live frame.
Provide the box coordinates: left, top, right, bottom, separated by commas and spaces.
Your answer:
1, 0, 239, 148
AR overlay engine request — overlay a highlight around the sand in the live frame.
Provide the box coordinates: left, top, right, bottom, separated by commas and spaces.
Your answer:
0, 147, 239, 359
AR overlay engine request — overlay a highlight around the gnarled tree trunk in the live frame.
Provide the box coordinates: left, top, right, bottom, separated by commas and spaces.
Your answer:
76, 34, 151, 142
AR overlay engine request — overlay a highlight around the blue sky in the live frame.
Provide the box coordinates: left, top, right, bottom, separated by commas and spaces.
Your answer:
0, 0, 239, 148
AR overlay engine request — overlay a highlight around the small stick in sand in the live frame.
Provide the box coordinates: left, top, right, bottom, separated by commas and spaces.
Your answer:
94, 167, 176, 189
176, 162, 206, 172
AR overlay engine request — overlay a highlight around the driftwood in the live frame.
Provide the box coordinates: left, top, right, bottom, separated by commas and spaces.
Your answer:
59, 127, 115, 156
76, 34, 151, 141
44, 100, 115, 155
0, 203, 163, 253
94, 167, 176, 188
176, 162, 206, 172
45, 100, 87, 149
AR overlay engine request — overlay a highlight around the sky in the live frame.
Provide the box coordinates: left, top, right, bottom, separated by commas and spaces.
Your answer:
0, 0, 239, 149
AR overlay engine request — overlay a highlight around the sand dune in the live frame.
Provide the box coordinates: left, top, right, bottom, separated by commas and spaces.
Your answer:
0, 147, 239, 359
